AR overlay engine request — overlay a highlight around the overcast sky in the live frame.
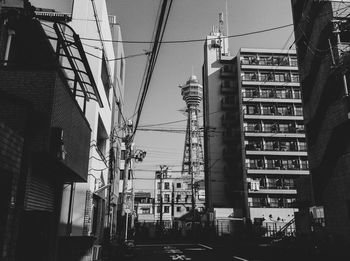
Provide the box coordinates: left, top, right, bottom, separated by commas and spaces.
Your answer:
107, 0, 294, 192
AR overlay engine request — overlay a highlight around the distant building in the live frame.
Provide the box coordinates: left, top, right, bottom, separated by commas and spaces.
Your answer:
203, 17, 309, 235
291, 0, 350, 243
153, 171, 205, 228
134, 192, 155, 223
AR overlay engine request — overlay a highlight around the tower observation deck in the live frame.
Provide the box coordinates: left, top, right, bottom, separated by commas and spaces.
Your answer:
180, 75, 204, 179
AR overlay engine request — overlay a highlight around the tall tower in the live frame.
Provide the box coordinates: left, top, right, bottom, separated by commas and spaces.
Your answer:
180, 75, 204, 182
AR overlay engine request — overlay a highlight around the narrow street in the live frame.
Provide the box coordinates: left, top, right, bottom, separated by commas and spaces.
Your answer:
131, 243, 233, 261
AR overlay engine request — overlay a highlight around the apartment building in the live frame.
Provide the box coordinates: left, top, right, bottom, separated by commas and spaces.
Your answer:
203, 21, 309, 234
154, 172, 205, 228
236, 48, 309, 231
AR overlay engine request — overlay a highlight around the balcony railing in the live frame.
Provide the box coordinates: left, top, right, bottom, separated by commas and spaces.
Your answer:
242, 91, 301, 100
248, 202, 295, 208
246, 163, 309, 171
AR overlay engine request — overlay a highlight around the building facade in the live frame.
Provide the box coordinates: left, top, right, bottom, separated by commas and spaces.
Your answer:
154, 172, 205, 228
291, 0, 350, 243
0, 1, 99, 260
236, 48, 308, 233
203, 20, 309, 235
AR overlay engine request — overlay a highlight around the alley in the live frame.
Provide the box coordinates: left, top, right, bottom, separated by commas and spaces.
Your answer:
131, 243, 232, 261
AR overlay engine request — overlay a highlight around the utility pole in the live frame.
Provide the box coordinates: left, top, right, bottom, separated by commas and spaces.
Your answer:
121, 120, 133, 241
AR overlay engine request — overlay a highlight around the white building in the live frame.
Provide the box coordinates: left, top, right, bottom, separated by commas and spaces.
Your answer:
31, 0, 125, 259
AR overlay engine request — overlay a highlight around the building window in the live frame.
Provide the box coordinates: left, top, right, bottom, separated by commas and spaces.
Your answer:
164, 194, 170, 203
176, 206, 181, 212
164, 182, 170, 190
157, 182, 161, 189
96, 116, 108, 156
101, 56, 111, 101
164, 206, 170, 213
294, 89, 301, 99
157, 206, 161, 213
121, 150, 126, 160
186, 207, 190, 212
120, 170, 124, 180
176, 183, 181, 188
157, 194, 161, 202
141, 208, 150, 214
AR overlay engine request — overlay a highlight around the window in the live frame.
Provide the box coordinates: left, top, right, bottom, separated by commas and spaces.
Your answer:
164, 182, 170, 190
157, 194, 161, 202
157, 182, 161, 189
290, 57, 298, 67
176, 206, 181, 212
246, 105, 259, 115
295, 106, 303, 116
164, 206, 170, 213
274, 73, 285, 82
299, 141, 307, 151
120, 170, 125, 180
121, 150, 126, 160
164, 194, 170, 203
186, 207, 190, 211
141, 208, 150, 214
291, 74, 299, 82
96, 116, 108, 156
294, 89, 301, 99
101, 56, 111, 101
176, 183, 181, 188
157, 206, 161, 213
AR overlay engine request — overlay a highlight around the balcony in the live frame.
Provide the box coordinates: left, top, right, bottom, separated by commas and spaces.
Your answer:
248, 202, 295, 208
248, 188, 297, 195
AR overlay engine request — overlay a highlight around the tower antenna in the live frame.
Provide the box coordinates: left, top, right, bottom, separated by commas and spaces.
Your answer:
226, 0, 229, 37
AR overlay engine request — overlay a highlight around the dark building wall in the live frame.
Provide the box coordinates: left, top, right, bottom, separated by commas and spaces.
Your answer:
0, 123, 24, 261
291, 0, 350, 242
0, 70, 91, 180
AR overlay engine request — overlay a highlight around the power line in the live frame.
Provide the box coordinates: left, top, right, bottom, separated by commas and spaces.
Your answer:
80, 24, 293, 44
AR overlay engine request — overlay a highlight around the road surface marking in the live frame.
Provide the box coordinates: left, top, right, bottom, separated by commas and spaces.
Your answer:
137, 243, 196, 247
233, 256, 249, 261
197, 243, 213, 250
184, 248, 206, 251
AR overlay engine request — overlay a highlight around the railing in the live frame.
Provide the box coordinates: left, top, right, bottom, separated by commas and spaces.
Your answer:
242, 91, 301, 99
246, 163, 309, 170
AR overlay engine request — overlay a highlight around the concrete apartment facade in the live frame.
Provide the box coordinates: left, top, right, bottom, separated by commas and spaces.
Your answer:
203, 23, 309, 235
291, 0, 350, 244
236, 48, 308, 233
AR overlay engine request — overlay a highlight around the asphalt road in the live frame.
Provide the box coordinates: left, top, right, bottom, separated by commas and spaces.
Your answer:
131, 243, 237, 261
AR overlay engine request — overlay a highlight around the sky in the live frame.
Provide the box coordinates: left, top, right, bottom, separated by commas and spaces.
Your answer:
106, 0, 295, 193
